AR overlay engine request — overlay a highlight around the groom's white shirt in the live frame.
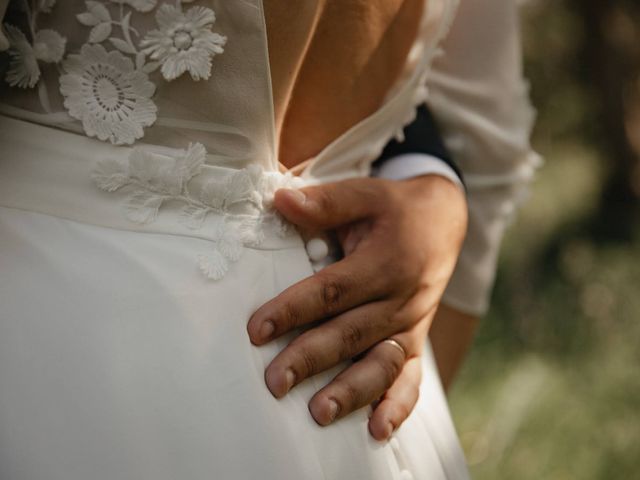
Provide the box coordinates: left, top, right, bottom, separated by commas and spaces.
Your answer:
378, 0, 541, 316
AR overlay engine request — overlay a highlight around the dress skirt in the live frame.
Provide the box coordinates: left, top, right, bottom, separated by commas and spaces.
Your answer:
0, 116, 469, 479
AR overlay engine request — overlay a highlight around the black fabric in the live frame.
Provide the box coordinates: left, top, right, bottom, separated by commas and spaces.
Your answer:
375, 104, 463, 183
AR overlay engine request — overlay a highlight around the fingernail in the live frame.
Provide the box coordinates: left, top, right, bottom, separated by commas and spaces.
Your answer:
384, 422, 394, 439
259, 320, 275, 341
283, 189, 306, 206
327, 399, 340, 422
285, 368, 297, 392
266, 368, 297, 398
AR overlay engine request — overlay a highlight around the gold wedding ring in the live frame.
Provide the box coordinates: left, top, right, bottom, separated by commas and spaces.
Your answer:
382, 338, 407, 359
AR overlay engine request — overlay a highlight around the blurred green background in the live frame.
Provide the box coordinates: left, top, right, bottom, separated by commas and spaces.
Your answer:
449, 1, 640, 478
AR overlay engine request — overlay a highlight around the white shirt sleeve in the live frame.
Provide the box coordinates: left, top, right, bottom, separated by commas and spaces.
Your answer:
428, 0, 542, 316
373, 153, 464, 189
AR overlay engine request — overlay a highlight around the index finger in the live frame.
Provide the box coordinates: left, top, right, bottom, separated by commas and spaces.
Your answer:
247, 249, 388, 345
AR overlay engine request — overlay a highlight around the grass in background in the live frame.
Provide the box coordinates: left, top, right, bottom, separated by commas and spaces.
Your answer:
450, 151, 640, 479
449, 1, 640, 478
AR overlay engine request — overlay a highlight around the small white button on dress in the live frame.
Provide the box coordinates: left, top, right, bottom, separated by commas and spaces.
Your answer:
389, 438, 415, 480
305, 237, 329, 263
390, 438, 401, 453
400, 470, 414, 480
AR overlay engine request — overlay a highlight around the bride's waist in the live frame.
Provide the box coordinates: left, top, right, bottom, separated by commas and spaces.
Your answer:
0, 115, 304, 252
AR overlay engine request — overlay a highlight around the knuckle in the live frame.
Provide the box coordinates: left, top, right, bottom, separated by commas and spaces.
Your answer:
318, 275, 347, 314
276, 301, 300, 331
314, 187, 336, 215
334, 379, 363, 410
338, 322, 364, 359
379, 312, 396, 331
290, 341, 320, 377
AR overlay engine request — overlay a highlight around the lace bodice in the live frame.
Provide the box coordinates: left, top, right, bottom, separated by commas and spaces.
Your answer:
1, 0, 458, 178
0, 0, 276, 169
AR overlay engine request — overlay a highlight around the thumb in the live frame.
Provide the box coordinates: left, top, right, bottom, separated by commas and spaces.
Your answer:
273, 178, 386, 230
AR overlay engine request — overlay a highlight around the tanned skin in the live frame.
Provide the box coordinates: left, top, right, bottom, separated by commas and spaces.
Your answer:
264, 0, 424, 168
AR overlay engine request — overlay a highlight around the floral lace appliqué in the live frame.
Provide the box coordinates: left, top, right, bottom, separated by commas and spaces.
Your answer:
92, 144, 304, 279
141, 4, 227, 81
4, 23, 66, 88
3, 0, 227, 145
60, 44, 157, 145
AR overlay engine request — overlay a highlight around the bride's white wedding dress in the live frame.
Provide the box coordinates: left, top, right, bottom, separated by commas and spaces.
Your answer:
0, 1, 470, 478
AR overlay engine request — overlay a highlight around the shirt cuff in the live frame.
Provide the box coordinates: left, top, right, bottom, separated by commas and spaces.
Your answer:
372, 153, 464, 190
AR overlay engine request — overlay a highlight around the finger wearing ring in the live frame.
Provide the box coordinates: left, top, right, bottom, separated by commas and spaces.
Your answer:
382, 338, 406, 360
308, 337, 408, 426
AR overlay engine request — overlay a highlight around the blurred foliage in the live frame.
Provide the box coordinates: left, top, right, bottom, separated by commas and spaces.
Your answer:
449, 1, 640, 478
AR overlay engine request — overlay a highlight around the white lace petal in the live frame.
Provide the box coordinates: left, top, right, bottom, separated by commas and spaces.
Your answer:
153, 4, 179, 29
125, 191, 165, 224
198, 251, 230, 281
184, 49, 213, 81
4, 24, 41, 89
106, 47, 134, 72
85, 1, 111, 23
91, 158, 130, 192
110, 0, 157, 13
33, 29, 67, 63
177, 143, 207, 181
217, 231, 244, 263
181, 204, 210, 230
186, 6, 216, 28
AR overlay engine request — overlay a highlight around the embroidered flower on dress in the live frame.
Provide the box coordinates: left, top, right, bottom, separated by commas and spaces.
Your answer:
92, 142, 206, 220
197, 217, 244, 280
3, 24, 66, 88
60, 43, 158, 145
32, 29, 67, 63
92, 144, 304, 280
4, 25, 40, 88
141, 4, 227, 81
4, 0, 229, 144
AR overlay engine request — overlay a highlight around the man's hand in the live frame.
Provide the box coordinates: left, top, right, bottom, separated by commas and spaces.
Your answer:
247, 175, 467, 440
